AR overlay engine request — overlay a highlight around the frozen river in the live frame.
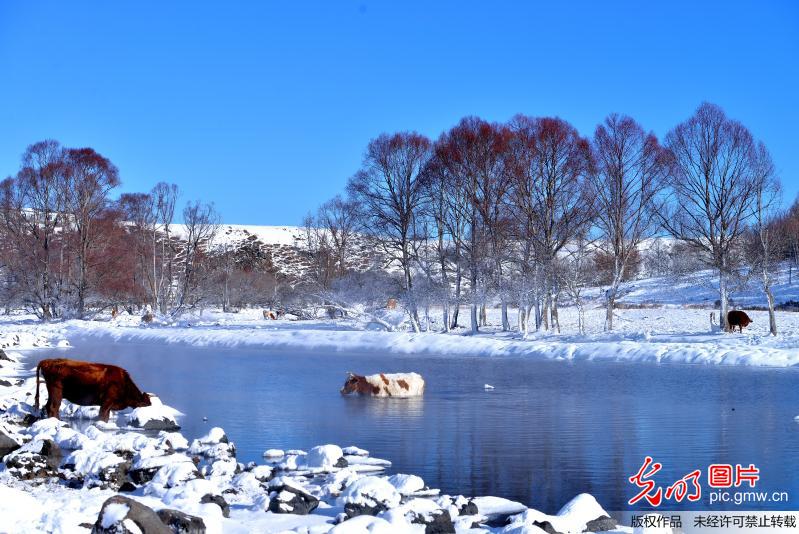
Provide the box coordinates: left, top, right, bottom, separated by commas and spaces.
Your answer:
28, 337, 799, 513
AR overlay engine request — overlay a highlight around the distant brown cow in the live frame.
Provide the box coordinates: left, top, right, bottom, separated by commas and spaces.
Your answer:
35, 358, 152, 422
727, 310, 753, 333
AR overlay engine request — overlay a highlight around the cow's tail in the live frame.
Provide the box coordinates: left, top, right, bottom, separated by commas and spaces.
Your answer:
34, 362, 41, 410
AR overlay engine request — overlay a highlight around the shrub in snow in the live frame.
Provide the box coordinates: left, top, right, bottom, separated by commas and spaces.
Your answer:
339, 476, 401, 518
305, 444, 346, 470
92, 495, 171, 534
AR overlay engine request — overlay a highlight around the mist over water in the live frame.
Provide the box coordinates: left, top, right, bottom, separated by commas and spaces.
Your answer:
27, 338, 799, 513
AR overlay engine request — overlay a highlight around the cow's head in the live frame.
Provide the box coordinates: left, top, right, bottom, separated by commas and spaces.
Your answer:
340, 372, 363, 395
133, 392, 154, 408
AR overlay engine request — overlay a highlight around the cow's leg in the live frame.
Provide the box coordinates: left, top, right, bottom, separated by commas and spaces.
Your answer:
45, 383, 62, 419
98, 401, 112, 423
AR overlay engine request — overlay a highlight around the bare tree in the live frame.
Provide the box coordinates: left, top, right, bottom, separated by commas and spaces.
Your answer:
559, 234, 596, 335
751, 143, 781, 335
316, 195, 359, 276
151, 182, 179, 314
0, 141, 69, 319
347, 132, 432, 332
590, 114, 669, 330
63, 148, 120, 317
175, 200, 219, 313
509, 116, 594, 333
662, 103, 762, 331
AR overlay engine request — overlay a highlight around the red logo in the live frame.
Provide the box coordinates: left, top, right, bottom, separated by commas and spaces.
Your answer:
629, 458, 761, 506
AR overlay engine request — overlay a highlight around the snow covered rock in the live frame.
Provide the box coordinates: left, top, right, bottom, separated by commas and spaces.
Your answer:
501, 494, 616, 534
0, 422, 22, 455
339, 476, 402, 518
92, 495, 171, 534
149, 459, 203, 489
263, 448, 284, 458
387, 473, 425, 495
342, 446, 369, 457
156, 508, 207, 534
201, 493, 231, 518
306, 444, 346, 470
381, 497, 455, 533
3, 437, 62, 480
62, 448, 130, 489
189, 427, 235, 459
267, 483, 320, 515
435, 495, 479, 518
157, 431, 189, 451
126, 396, 181, 431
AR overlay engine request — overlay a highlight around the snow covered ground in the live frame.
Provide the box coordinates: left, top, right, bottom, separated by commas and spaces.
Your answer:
2, 300, 798, 369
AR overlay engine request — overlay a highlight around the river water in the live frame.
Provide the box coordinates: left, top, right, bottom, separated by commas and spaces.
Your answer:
27, 337, 799, 513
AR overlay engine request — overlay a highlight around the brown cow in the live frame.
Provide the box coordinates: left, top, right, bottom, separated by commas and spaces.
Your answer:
35, 358, 152, 422
727, 310, 753, 333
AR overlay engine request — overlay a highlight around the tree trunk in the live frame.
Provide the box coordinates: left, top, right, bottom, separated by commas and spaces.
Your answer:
605, 286, 616, 332
719, 269, 730, 332
470, 303, 478, 333
763, 270, 777, 336
501, 301, 509, 331
551, 297, 561, 333
442, 303, 450, 333
451, 270, 461, 329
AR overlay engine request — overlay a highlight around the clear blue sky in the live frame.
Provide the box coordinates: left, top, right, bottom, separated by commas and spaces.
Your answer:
1, 1, 797, 224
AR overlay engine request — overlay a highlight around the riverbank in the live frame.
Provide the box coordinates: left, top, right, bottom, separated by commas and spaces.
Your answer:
0, 337, 631, 533
2, 305, 799, 367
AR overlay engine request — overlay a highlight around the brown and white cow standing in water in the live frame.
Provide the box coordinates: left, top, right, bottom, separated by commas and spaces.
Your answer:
35, 358, 152, 422
727, 310, 753, 333
340, 372, 425, 397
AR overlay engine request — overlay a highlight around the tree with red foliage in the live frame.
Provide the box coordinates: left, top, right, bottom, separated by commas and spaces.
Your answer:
509, 116, 594, 332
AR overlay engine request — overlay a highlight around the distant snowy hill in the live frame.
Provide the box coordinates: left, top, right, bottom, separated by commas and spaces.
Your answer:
170, 224, 383, 281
